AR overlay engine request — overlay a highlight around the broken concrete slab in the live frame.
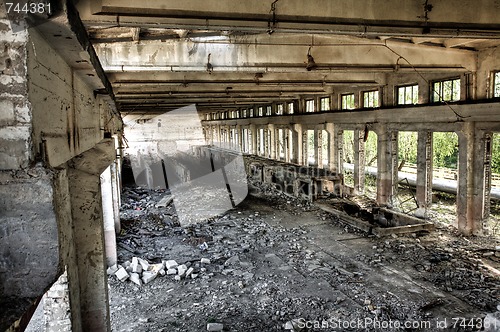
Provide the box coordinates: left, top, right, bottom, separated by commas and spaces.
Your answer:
156, 195, 174, 208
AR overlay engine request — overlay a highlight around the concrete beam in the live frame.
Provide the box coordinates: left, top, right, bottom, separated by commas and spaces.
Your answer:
204, 101, 500, 130
78, 0, 500, 37
94, 36, 477, 73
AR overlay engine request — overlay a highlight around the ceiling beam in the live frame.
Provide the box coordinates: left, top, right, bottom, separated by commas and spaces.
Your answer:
77, 0, 500, 38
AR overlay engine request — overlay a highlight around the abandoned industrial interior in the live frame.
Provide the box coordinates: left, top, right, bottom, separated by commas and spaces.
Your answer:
2, 0, 500, 331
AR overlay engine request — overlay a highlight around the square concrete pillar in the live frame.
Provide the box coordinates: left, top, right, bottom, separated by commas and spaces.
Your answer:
269, 124, 276, 159
100, 165, 117, 267
67, 138, 116, 332
293, 124, 303, 165
416, 131, 433, 211
456, 123, 490, 235
315, 128, 322, 168
353, 129, 366, 194
376, 126, 397, 206
250, 124, 257, 155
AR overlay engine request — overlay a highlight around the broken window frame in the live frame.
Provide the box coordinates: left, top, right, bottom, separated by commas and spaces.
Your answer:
397, 84, 419, 105
266, 105, 272, 116
276, 103, 284, 115
341, 93, 355, 110
363, 90, 379, 108
305, 99, 315, 112
287, 102, 294, 114
494, 71, 500, 98
431, 77, 460, 102
319, 97, 331, 111
258, 106, 264, 117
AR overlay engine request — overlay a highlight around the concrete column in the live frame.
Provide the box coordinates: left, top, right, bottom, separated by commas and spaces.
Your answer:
100, 165, 117, 267
269, 124, 276, 159
416, 131, 433, 210
217, 125, 222, 144
302, 129, 308, 165
67, 139, 116, 332
390, 131, 399, 201
326, 123, 335, 171
110, 161, 121, 234
353, 129, 365, 194
337, 129, 344, 175
284, 128, 290, 162
315, 128, 322, 167
456, 123, 489, 235
250, 124, 257, 155
376, 126, 395, 206
293, 124, 303, 164
237, 125, 243, 151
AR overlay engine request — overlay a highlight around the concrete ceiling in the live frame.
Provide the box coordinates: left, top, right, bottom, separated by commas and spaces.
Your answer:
75, 0, 500, 114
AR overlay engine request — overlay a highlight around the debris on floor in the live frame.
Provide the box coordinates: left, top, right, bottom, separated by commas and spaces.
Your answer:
109, 185, 500, 332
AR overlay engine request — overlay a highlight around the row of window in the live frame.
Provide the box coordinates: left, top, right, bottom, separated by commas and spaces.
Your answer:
207, 74, 500, 120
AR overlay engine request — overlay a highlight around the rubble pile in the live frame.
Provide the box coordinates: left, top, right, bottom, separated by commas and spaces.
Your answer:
108, 185, 500, 332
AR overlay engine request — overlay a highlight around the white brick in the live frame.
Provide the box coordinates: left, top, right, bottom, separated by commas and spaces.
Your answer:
164, 260, 178, 270
130, 272, 142, 286
138, 258, 150, 271
114, 267, 129, 282
107, 264, 119, 275
201, 258, 211, 264
142, 271, 158, 284
167, 268, 177, 275
207, 323, 224, 331
131, 257, 143, 274
186, 267, 194, 278
177, 264, 187, 277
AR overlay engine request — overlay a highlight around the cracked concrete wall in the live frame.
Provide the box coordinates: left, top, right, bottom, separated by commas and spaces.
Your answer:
0, 6, 122, 330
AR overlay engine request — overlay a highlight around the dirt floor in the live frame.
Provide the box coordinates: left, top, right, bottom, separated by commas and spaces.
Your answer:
107, 182, 500, 332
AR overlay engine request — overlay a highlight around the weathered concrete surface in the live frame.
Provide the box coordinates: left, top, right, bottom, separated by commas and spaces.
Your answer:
0, 168, 60, 331
0, 12, 32, 170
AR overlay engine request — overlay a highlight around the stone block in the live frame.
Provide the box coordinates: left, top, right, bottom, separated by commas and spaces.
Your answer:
177, 264, 188, 277
138, 257, 150, 271
165, 259, 178, 269
186, 267, 194, 278
201, 258, 211, 264
107, 264, 119, 275
115, 267, 129, 282
167, 268, 177, 275
142, 271, 158, 284
131, 257, 143, 273
130, 272, 142, 286
207, 323, 224, 331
